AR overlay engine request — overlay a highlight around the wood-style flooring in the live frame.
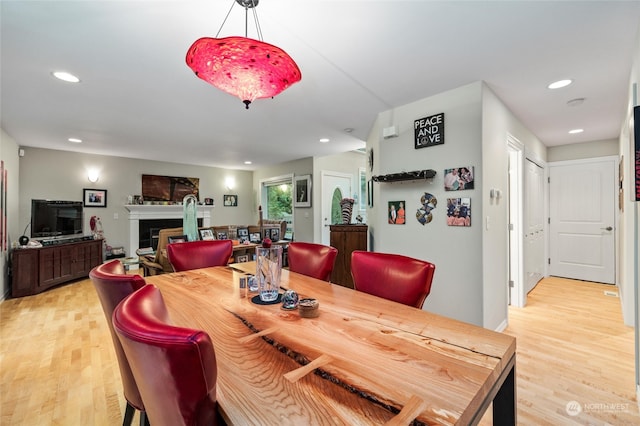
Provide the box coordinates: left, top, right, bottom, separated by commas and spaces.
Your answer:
1, 275, 638, 425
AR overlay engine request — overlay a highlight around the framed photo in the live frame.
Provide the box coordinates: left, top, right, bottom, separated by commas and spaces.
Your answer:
367, 179, 374, 207
199, 228, 215, 240
388, 200, 406, 225
294, 174, 312, 208
168, 235, 188, 243
236, 254, 249, 263
216, 231, 228, 240
223, 195, 238, 207
249, 232, 261, 243
269, 228, 280, 241
444, 166, 474, 191
237, 227, 249, 243
446, 198, 471, 227
83, 189, 107, 207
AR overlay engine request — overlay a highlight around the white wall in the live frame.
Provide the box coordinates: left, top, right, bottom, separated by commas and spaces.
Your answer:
368, 82, 485, 326
253, 157, 314, 242
617, 23, 640, 392
548, 139, 618, 162
0, 129, 21, 300
18, 148, 255, 253
366, 81, 547, 329
481, 83, 547, 330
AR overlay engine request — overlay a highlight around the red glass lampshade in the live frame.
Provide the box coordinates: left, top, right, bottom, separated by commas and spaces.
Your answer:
186, 36, 302, 109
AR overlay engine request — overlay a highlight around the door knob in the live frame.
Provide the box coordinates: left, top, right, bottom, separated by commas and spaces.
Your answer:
601, 226, 613, 231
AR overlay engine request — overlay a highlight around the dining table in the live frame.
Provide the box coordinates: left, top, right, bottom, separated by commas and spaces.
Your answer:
149, 262, 516, 425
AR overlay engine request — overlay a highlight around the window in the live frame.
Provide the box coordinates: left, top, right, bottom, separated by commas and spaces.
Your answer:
260, 174, 293, 237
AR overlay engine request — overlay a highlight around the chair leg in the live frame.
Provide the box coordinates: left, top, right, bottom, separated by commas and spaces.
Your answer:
123, 402, 135, 426
139, 411, 150, 426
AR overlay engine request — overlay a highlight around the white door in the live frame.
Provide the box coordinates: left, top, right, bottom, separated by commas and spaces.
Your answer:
524, 159, 545, 293
508, 141, 524, 307
321, 171, 352, 245
549, 158, 616, 284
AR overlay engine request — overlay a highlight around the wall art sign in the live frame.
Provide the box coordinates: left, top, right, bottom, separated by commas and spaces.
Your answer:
634, 105, 640, 201
414, 112, 444, 149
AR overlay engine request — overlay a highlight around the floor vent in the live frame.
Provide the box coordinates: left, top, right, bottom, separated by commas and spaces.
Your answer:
604, 290, 619, 297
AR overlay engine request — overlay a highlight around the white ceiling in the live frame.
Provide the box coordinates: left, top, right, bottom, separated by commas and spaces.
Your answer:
2, 1, 639, 170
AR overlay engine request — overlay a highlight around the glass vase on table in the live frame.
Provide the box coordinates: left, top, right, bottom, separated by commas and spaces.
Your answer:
256, 246, 282, 302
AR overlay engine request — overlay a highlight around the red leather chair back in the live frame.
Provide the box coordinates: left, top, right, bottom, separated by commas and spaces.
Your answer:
166, 240, 233, 272
287, 242, 338, 282
89, 260, 146, 412
350, 251, 435, 309
113, 284, 218, 426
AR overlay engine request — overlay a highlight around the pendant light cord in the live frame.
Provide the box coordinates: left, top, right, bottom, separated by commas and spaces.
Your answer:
215, 0, 263, 41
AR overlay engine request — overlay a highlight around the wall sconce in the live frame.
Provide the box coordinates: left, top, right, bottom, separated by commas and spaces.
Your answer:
87, 169, 100, 183
225, 177, 236, 191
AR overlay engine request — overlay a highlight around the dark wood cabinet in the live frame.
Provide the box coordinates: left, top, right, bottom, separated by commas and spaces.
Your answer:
330, 225, 367, 288
11, 239, 103, 297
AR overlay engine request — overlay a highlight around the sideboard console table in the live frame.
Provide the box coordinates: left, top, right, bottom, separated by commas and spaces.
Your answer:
330, 224, 368, 288
11, 238, 103, 298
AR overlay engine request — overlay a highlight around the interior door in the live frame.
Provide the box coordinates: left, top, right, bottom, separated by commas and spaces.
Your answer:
524, 159, 545, 293
321, 172, 352, 245
549, 158, 616, 284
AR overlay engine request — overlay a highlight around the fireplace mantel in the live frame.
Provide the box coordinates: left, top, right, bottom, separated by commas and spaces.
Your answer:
125, 204, 214, 260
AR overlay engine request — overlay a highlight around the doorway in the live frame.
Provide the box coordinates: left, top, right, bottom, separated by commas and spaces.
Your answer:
508, 136, 524, 307
548, 157, 617, 284
321, 171, 352, 245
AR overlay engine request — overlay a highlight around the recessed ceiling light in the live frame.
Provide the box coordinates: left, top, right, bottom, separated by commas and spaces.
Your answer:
244, 160, 252, 165
68, 138, 82, 143
548, 79, 572, 89
53, 71, 80, 83
344, 128, 354, 133
568, 129, 584, 134
319, 138, 330, 143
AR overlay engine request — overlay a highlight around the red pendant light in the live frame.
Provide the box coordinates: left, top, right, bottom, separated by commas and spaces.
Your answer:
186, 0, 301, 109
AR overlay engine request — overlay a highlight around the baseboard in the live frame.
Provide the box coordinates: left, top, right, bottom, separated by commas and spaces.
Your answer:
494, 319, 508, 333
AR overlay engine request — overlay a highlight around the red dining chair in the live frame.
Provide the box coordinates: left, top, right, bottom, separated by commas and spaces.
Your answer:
113, 284, 219, 426
287, 242, 338, 282
166, 240, 233, 272
350, 251, 435, 309
89, 260, 149, 426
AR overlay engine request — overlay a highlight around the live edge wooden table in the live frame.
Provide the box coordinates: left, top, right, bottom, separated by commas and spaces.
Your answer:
150, 263, 516, 425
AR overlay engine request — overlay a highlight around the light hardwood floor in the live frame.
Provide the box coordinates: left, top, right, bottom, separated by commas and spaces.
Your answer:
1, 275, 638, 425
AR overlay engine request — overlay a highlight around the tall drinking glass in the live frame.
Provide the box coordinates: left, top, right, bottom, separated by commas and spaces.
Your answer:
256, 246, 282, 302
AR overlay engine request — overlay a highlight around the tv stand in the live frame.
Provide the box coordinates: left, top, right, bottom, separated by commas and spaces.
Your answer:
11, 238, 103, 298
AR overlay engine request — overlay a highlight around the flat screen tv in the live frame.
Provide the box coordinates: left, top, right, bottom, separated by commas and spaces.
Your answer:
31, 199, 83, 239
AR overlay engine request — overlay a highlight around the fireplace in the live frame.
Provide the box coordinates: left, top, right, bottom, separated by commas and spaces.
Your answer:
125, 205, 214, 260
138, 218, 204, 250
